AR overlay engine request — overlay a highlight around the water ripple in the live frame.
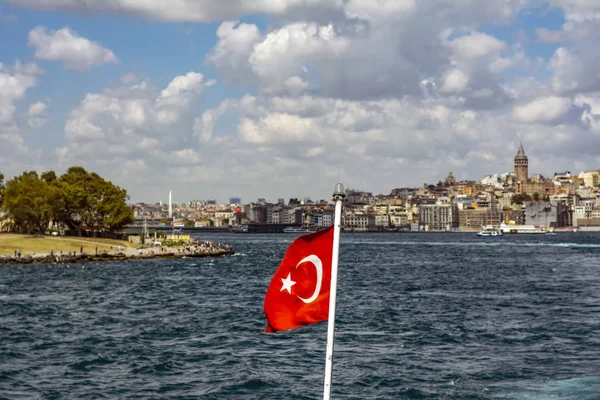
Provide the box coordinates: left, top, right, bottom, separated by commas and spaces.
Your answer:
1, 232, 600, 399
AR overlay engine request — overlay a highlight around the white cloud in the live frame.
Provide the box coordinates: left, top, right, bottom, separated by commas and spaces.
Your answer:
65, 71, 212, 143
447, 31, 506, 61
28, 101, 46, 116
6, 0, 600, 202
9, 0, 344, 22
0, 61, 42, 125
511, 96, 575, 123
248, 22, 350, 95
205, 3, 527, 103
0, 61, 44, 177
542, 1, 600, 95
155, 72, 214, 124
27, 101, 49, 128
343, 0, 416, 21
536, 27, 565, 43
28, 26, 117, 70
207, 21, 262, 84
58, 72, 220, 194
439, 69, 470, 93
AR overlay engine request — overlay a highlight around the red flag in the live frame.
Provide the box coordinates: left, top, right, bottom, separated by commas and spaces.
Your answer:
264, 226, 334, 333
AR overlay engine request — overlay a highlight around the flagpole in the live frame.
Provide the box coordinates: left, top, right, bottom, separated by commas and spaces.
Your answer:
323, 183, 345, 400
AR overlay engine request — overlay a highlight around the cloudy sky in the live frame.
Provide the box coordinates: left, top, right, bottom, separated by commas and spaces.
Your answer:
1, 0, 599, 204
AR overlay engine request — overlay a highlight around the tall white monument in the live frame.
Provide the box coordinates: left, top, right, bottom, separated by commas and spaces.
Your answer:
168, 190, 172, 219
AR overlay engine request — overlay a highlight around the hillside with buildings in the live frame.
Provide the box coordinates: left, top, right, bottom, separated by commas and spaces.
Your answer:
128, 144, 600, 233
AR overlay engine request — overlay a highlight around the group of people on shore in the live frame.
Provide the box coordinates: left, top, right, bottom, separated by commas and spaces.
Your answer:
135, 240, 233, 257
5, 239, 233, 262
10, 245, 101, 260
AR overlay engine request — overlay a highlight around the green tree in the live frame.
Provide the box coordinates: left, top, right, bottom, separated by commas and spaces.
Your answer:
532, 192, 540, 201
511, 193, 532, 205
1, 167, 133, 236
41, 171, 57, 183
0, 172, 4, 206
54, 167, 92, 236
55, 167, 133, 236
1, 171, 63, 235
95, 177, 134, 234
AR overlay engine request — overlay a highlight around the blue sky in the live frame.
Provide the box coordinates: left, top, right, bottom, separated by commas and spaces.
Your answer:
1, 3, 264, 148
0, 0, 598, 203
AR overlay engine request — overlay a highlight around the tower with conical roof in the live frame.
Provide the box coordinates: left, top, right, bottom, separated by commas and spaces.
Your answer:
514, 141, 528, 183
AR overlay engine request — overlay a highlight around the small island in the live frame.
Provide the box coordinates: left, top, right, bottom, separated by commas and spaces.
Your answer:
0, 168, 234, 265
0, 234, 234, 265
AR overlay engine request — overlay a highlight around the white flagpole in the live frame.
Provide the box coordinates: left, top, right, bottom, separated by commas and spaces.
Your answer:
323, 183, 345, 400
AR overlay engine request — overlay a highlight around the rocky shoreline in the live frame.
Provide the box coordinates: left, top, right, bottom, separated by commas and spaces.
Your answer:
0, 248, 234, 265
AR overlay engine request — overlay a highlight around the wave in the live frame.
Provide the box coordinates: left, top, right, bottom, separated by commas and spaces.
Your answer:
492, 376, 600, 400
340, 240, 600, 249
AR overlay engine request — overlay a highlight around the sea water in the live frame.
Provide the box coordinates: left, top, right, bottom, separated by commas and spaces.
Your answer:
1, 232, 600, 399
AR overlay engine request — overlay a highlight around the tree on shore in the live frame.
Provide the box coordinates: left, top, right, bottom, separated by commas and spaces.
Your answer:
0, 172, 4, 205
55, 167, 133, 236
1, 172, 63, 235
0, 167, 133, 236
0, 172, 5, 229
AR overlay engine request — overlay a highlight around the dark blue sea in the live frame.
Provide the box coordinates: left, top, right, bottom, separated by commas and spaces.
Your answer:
2, 232, 600, 399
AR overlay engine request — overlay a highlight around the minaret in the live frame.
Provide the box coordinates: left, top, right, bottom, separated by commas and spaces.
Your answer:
168, 190, 172, 219
514, 141, 528, 183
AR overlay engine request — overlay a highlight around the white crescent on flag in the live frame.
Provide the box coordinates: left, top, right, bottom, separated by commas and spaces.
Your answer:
295, 255, 323, 304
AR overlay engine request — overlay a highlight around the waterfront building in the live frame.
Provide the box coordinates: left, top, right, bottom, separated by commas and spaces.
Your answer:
271, 208, 281, 224
342, 212, 370, 231
458, 208, 501, 230
573, 201, 595, 227
390, 213, 409, 228
374, 215, 389, 229
214, 211, 234, 227
524, 202, 569, 228
320, 211, 333, 228
418, 203, 458, 231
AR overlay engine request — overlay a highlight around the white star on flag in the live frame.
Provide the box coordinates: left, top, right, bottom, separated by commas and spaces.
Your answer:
280, 273, 296, 294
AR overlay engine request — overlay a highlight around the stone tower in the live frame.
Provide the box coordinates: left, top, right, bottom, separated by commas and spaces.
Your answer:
445, 171, 456, 186
514, 141, 528, 183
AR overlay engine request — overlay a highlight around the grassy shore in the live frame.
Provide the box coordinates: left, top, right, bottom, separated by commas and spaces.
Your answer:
0, 234, 136, 256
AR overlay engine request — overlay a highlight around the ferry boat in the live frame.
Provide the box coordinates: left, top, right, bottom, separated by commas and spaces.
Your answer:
498, 222, 548, 234
283, 227, 316, 234
477, 225, 503, 237
230, 224, 248, 233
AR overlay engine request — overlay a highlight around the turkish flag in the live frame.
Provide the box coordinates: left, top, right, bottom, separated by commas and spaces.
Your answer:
264, 226, 334, 333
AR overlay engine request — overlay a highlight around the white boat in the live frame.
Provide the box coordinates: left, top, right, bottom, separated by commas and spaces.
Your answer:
498, 222, 548, 234
283, 227, 315, 234
477, 225, 503, 237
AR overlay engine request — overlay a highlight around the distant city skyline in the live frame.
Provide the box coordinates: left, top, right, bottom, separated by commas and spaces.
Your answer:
1, 1, 600, 202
